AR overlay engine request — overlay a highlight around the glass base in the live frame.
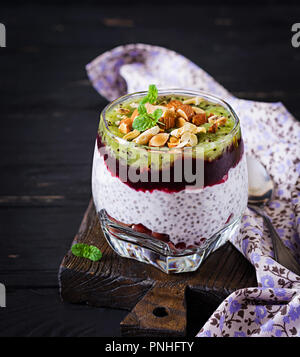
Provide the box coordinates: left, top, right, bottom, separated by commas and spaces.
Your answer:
99, 209, 241, 274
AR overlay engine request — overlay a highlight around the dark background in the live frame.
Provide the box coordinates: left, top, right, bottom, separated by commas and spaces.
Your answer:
0, 0, 300, 336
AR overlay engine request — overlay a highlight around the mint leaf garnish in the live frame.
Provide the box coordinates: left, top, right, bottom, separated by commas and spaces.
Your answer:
153, 108, 163, 121
145, 84, 158, 104
71, 243, 102, 262
137, 102, 147, 116
132, 84, 162, 132
132, 114, 156, 131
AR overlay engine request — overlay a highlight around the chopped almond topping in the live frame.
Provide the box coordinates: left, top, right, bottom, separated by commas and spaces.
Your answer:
130, 108, 139, 121
176, 117, 187, 128
176, 139, 190, 148
123, 129, 140, 141
177, 104, 194, 121
188, 133, 198, 147
196, 127, 206, 134
133, 126, 160, 145
149, 133, 170, 147
207, 115, 227, 128
192, 106, 206, 115
145, 103, 167, 114
114, 95, 231, 148
181, 122, 198, 134
181, 132, 192, 143
192, 113, 207, 126
118, 114, 129, 120
167, 100, 183, 110
160, 108, 176, 130
169, 136, 179, 143
170, 127, 181, 138
177, 109, 187, 120
117, 108, 131, 115
167, 138, 180, 148
216, 116, 227, 126
174, 131, 198, 148
208, 122, 218, 133
182, 97, 203, 105
208, 115, 218, 123
119, 118, 133, 134
119, 109, 140, 134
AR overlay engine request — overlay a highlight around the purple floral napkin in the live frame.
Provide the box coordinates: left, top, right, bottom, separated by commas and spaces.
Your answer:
86, 43, 300, 337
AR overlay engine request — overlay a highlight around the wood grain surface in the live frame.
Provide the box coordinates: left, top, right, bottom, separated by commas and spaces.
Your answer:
59, 200, 257, 336
1, 2, 299, 336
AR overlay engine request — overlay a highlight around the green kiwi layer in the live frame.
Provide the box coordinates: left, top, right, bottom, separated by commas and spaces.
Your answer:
99, 95, 241, 171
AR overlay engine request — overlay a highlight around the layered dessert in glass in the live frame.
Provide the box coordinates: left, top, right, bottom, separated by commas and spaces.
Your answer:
92, 86, 248, 273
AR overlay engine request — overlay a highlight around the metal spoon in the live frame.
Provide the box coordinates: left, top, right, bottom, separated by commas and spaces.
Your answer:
246, 155, 300, 276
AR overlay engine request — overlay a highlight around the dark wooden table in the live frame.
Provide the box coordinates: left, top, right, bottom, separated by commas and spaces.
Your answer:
1, 2, 300, 337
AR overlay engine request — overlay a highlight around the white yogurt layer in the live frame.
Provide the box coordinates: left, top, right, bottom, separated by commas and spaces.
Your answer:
92, 142, 248, 246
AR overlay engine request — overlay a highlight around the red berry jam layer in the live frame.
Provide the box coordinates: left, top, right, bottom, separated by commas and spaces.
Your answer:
96, 133, 244, 192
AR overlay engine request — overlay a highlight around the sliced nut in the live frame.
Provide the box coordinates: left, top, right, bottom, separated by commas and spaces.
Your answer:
130, 108, 139, 121
192, 106, 206, 115
176, 139, 190, 148
181, 131, 192, 142
188, 133, 198, 147
123, 129, 140, 141
176, 132, 192, 149
117, 114, 129, 120
176, 117, 187, 127
160, 108, 176, 130
170, 122, 197, 137
167, 100, 183, 110
216, 116, 227, 126
168, 141, 179, 148
208, 122, 218, 133
169, 136, 179, 143
196, 126, 206, 134
177, 104, 194, 121
170, 128, 181, 138
192, 113, 207, 126
208, 115, 226, 128
208, 115, 218, 123
119, 117, 133, 134
119, 109, 138, 134
149, 133, 170, 147
182, 97, 203, 105
169, 129, 198, 148
133, 126, 160, 145
181, 122, 198, 134
168, 136, 180, 148
145, 103, 167, 115
178, 132, 198, 147
117, 108, 131, 115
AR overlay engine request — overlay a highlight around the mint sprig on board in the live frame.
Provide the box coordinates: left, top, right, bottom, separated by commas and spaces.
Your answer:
71, 243, 102, 262
132, 84, 163, 132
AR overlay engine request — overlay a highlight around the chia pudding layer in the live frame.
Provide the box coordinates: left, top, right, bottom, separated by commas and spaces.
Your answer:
92, 88, 248, 250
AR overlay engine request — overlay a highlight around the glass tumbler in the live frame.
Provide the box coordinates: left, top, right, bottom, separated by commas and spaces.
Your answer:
92, 89, 248, 273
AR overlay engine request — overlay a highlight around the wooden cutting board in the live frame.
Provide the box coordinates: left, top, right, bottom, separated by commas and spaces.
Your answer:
58, 199, 257, 337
